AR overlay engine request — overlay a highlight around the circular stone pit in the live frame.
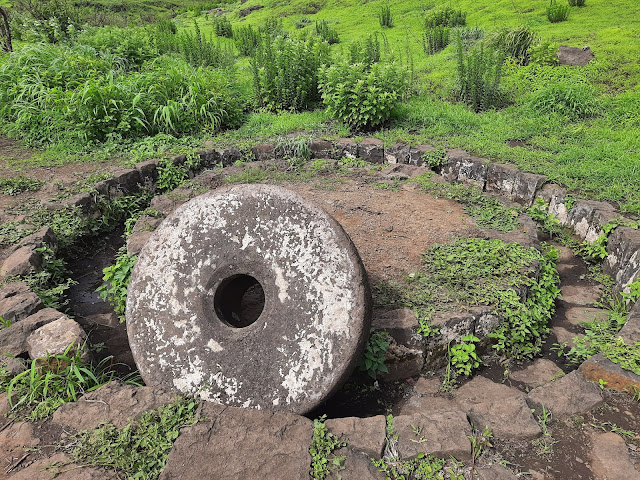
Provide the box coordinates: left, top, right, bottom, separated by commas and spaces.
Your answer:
126, 184, 371, 414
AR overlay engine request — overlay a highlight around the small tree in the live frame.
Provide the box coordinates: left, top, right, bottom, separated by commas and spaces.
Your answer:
0, 1, 12, 52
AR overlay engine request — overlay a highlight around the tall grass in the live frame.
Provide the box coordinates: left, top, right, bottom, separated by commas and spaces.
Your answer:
487, 25, 538, 65
423, 26, 450, 55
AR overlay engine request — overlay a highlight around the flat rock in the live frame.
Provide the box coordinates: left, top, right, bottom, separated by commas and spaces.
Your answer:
1, 246, 42, 278
0, 308, 65, 357
394, 410, 471, 460
160, 404, 313, 480
589, 431, 640, 480
384, 143, 410, 165
7, 452, 114, 480
551, 326, 583, 348
0, 421, 40, 473
0, 356, 27, 376
475, 464, 519, 480
619, 301, 640, 343
509, 359, 564, 389
0, 283, 43, 324
413, 376, 442, 396
18, 227, 56, 251
527, 370, 602, 417
397, 393, 460, 416
326, 415, 386, 457
579, 353, 640, 392
328, 449, 381, 480
563, 307, 609, 326
52, 381, 177, 431
456, 376, 541, 440
127, 230, 153, 256
560, 284, 603, 306
557, 46, 594, 66
26, 317, 88, 361
359, 138, 384, 164
335, 138, 358, 158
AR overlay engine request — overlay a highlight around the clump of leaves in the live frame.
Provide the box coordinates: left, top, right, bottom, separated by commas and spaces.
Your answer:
69, 397, 198, 479
0, 176, 43, 195
449, 334, 481, 377
378, 4, 393, 28
156, 160, 191, 193
487, 25, 538, 65
547, 0, 570, 22
315, 19, 339, 44
423, 25, 450, 55
309, 415, 347, 480
425, 6, 466, 28
358, 330, 390, 379
212, 15, 233, 38
97, 247, 137, 322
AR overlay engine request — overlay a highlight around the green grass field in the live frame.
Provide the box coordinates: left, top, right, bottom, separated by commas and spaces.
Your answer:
1, 0, 639, 213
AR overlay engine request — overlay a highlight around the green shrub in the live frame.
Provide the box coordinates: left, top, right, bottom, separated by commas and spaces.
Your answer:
378, 4, 393, 28
526, 81, 599, 118
172, 20, 235, 68
233, 25, 261, 56
455, 35, 505, 112
97, 247, 137, 321
547, 0, 569, 22
425, 6, 466, 28
423, 26, 450, 55
457, 25, 485, 47
315, 19, 339, 45
358, 331, 389, 379
260, 17, 285, 37
251, 35, 329, 111
528, 42, 559, 66
212, 15, 233, 38
487, 25, 538, 65
319, 59, 406, 130
349, 33, 380, 65
12, 0, 82, 43
294, 16, 312, 29
568, 0, 586, 6
77, 26, 157, 68
0, 176, 43, 195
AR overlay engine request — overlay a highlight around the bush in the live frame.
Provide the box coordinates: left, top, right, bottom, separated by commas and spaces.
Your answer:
455, 35, 505, 112
528, 42, 559, 66
423, 26, 450, 54
425, 7, 466, 29
97, 247, 136, 321
487, 25, 538, 65
77, 26, 158, 68
568, 0, 586, 6
526, 81, 599, 118
315, 19, 339, 44
173, 21, 235, 68
234, 25, 261, 56
457, 25, 484, 47
251, 35, 329, 111
349, 33, 380, 65
212, 15, 233, 38
547, 0, 569, 23
12, 0, 82, 43
294, 17, 312, 29
319, 59, 406, 130
378, 4, 393, 28
260, 17, 285, 37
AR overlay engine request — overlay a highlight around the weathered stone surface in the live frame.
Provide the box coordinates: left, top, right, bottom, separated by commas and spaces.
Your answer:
251, 143, 275, 162
127, 185, 371, 413
136, 159, 160, 183
509, 359, 564, 389
409, 145, 437, 167
52, 381, 176, 431
384, 143, 410, 165
539, 184, 570, 225
394, 411, 471, 460
619, 301, 640, 343
557, 45, 594, 66
92, 178, 112, 197
127, 231, 154, 256
7, 452, 114, 480
326, 415, 386, 457
560, 284, 603, 306
0, 356, 26, 376
381, 164, 430, 180
372, 309, 421, 349
604, 226, 640, 295
0, 284, 43, 325
486, 164, 547, 206
579, 353, 640, 393
527, 370, 602, 417
397, 392, 460, 416
1, 246, 41, 277
566, 200, 617, 242
328, 449, 381, 480
217, 147, 241, 166
336, 138, 358, 159
475, 464, 519, 480
456, 376, 541, 440
0, 421, 40, 474
564, 307, 609, 326
110, 168, 141, 195
442, 154, 487, 188
551, 326, 583, 349
149, 194, 180, 216
413, 376, 441, 396
63, 192, 94, 213
18, 227, 56, 252
359, 138, 384, 164
26, 317, 88, 361
0, 308, 64, 356
197, 148, 220, 168
309, 139, 336, 159
160, 404, 313, 480
381, 340, 424, 381
589, 431, 640, 480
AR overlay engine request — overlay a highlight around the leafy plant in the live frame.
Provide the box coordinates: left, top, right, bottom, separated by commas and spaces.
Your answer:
319, 59, 406, 131
252, 34, 329, 111
449, 334, 480, 377
295, 17, 312, 29
0, 176, 43, 195
315, 19, 339, 44
233, 24, 261, 56
487, 25, 538, 65
97, 247, 137, 322
528, 42, 559, 66
378, 4, 393, 28
423, 26, 450, 55
309, 415, 347, 480
420, 148, 447, 170
69, 397, 198, 479
156, 160, 191, 192
547, 0, 570, 23
7, 346, 119, 420
212, 15, 233, 38
358, 330, 389, 379
526, 81, 599, 118
425, 7, 466, 28
349, 33, 381, 66
455, 34, 505, 112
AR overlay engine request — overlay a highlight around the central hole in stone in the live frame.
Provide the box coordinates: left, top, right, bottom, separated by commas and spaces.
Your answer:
214, 274, 265, 328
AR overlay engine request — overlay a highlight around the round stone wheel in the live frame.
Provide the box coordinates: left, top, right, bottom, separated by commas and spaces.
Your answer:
126, 184, 371, 414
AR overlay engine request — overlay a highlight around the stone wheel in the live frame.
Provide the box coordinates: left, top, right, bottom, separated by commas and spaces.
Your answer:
126, 184, 371, 414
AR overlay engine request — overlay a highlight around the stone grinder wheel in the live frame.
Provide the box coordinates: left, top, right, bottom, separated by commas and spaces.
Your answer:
126, 184, 372, 414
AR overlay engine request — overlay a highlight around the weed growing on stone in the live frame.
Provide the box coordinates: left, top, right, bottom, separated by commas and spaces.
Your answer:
358, 331, 390, 379
469, 424, 493, 479
531, 405, 557, 455
449, 334, 480, 377
67, 397, 198, 479
6, 346, 123, 420
309, 414, 347, 480
0, 176, 43, 195
97, 247, 137, 322
20, 245, 76, 309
